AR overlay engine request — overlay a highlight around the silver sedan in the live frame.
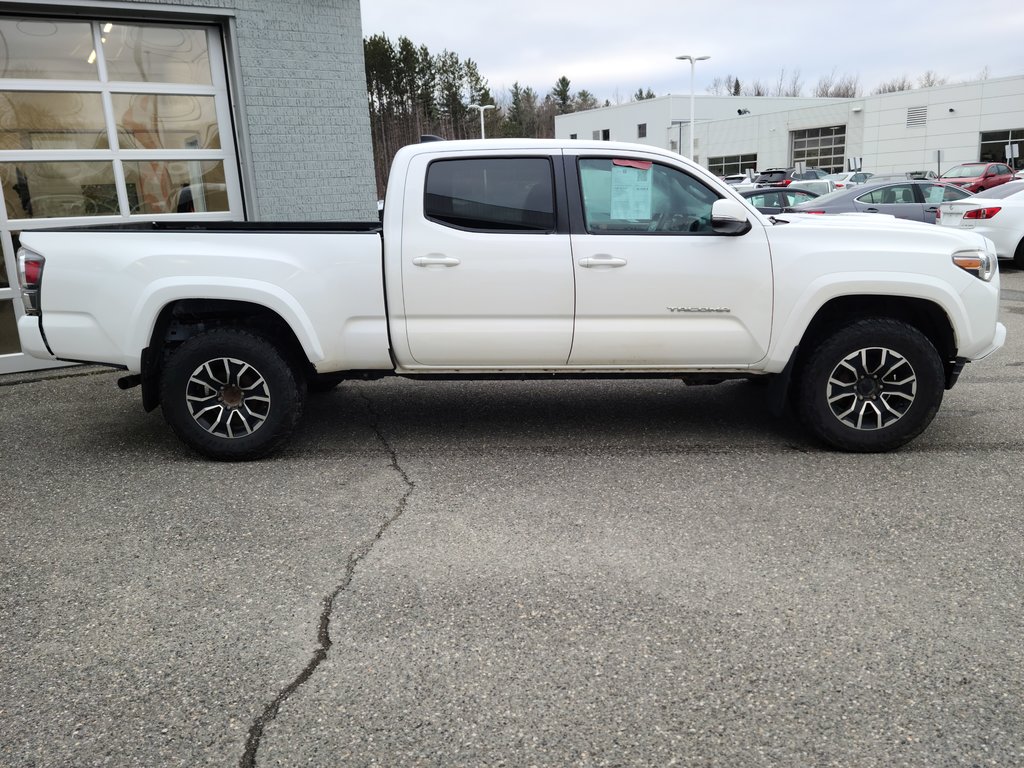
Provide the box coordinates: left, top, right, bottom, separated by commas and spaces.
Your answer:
786, 179, 970, 223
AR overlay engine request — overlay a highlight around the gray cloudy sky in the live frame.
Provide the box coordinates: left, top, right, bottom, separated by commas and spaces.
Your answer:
360, 0, 1024, 103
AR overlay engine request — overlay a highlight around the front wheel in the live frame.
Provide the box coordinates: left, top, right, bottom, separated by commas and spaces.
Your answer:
796, 319, 945, 452
160, 328, 306, 460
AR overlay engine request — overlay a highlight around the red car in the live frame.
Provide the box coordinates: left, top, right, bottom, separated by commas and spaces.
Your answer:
938, 162, 1015, 193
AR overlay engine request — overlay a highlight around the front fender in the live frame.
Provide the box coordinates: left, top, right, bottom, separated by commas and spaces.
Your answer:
765, 271, 971, 371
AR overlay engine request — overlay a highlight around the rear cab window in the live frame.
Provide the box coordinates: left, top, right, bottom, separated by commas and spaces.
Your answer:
424, 157, 555, 233
577, 157, 719, 233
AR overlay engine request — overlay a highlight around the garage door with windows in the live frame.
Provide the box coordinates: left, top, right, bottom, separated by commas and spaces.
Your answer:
0, 14, 243, 373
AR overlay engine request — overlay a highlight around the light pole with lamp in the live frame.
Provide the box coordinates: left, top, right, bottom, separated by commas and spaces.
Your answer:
675, 54, 709, 160
468, 103, 495, 139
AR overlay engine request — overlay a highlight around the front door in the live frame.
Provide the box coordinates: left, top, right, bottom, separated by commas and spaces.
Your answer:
568, 156, 773, 367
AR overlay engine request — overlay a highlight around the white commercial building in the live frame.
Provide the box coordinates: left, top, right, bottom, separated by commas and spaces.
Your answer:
555, 75, 1024, 179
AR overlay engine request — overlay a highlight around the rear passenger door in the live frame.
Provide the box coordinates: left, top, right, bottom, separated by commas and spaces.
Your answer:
397, 152, 575, 367
854, 183, 924, 221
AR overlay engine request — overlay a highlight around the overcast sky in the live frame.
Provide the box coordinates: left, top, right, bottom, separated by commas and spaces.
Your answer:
360, 0, 1024, 104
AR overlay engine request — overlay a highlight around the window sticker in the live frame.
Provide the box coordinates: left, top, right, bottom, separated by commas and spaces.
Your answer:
610, 160, 652, 219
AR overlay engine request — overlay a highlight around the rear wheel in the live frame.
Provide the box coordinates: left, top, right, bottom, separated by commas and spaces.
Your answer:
160, 328, 306, 460
1013, 236, 1024, 270
797, 319, 944, 452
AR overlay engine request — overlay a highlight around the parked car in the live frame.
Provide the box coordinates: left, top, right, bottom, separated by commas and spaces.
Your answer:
786, 179, 971, 223
825, 171, 873, 189
753, 167, 829, 187
721, 173, 754, 186
938, 162, 1015, 193
739, 187, 819, 214
937, 180, 1024, 268
1014, 168, 1024, 180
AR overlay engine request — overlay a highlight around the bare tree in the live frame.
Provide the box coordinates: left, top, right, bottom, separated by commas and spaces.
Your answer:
872, 75, 914, 94
814, 69, 860, 97
771, 69, 802, 97
918, 70, 948, 88
977, 66, 990, 80
706, 75, 739, 95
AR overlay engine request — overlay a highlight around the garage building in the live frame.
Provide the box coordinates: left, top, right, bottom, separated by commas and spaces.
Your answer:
0, 0, 376, 374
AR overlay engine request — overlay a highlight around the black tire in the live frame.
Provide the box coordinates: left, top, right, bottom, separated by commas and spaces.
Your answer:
796, 318, 944, 452
160, 328, 306, 460
1013, 237, 1024, 270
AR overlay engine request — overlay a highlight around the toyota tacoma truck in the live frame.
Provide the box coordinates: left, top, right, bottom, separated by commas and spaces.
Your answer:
16, 139, 1006, 459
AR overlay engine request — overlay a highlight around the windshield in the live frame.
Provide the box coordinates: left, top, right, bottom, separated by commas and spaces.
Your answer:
941, 164, 986, 179
971, 181, 1024, 199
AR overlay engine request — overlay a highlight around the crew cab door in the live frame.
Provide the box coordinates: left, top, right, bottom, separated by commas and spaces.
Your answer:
566, 153, 773, 366
397, 152, 574, 366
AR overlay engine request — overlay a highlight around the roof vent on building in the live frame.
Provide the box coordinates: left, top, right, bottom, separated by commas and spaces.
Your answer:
906, 107, 928, 128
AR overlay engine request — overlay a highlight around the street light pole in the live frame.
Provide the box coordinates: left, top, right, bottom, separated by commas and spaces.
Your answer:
676, 54, 710, 161
468, 103, 495, 139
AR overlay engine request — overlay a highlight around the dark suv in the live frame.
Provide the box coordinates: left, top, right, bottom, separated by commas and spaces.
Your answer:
754, 167, 829, 187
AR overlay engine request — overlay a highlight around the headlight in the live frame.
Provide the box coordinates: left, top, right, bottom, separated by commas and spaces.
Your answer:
952, 248, 996, 282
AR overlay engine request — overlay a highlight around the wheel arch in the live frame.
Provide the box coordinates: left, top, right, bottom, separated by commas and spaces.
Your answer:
800, 294, 955, 363
769, 294, 957, 416
139, 298, 313, 412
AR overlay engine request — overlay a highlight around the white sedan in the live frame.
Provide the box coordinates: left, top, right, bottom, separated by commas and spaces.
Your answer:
825, 171, 873, 189
938, 180, 1024, 268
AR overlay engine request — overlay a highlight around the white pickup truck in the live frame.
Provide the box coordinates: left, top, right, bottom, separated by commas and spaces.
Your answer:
16, 139, 1005, 459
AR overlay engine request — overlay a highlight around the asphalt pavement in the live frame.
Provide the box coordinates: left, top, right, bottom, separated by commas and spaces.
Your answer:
2, 270, 1023, 767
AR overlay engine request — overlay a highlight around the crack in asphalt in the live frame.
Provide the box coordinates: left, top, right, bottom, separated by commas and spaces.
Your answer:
239, 391, 414, 768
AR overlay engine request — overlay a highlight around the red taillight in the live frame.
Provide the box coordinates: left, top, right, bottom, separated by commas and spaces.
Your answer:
18, 251, 44, 316
780, 179, 793, 186
803, 210, 826, 214
22, 257, 43, 286
963, 207, 1002, 220
935, 208, 941, 220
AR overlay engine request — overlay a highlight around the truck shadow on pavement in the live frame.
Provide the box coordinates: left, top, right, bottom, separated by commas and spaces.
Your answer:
296, 377, 809, 456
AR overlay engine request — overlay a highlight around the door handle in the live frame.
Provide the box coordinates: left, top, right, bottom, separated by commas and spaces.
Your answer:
578, 255, 628, 269
412, 255, 461, 268
865, 207, 879, 213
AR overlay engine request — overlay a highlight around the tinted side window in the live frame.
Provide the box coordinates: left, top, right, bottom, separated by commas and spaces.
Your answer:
424, 157, 555, 232
578, 158, 718, 234
859, 184, 915, 205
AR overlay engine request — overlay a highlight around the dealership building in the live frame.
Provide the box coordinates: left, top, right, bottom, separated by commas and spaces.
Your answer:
555, 75, 1024, 180
0, 0, 376, 374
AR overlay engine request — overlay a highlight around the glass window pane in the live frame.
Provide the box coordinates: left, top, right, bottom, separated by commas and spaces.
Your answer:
111, 93, 220, 150
123, 159, 227, 214
0, 299, 19, 354
101, 24, 212, 85
579, 158, 717, 234
0, 91, 108, 150
1, 161, 118, 218
425, 158, 554, 232
0, 18, 98, 80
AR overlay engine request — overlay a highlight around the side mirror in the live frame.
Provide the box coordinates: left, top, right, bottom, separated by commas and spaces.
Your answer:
711, 198, 753, 235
